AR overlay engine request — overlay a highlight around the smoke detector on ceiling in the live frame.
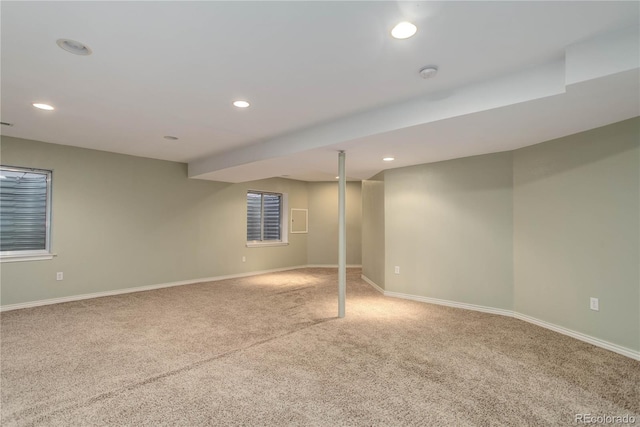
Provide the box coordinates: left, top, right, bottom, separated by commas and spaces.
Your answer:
419, 66, 438, 79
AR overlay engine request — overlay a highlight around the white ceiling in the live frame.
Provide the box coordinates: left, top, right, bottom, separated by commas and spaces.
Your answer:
1, 1, 638, 182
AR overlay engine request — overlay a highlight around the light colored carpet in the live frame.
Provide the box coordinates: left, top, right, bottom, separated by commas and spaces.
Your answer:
1, 268, 638, 426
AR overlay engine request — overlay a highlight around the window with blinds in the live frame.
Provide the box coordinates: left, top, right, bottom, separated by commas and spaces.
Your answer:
247, 191, 282, 242
0, 166, 52, 255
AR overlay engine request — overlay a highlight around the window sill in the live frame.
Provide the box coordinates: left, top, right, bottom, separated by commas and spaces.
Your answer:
246, 242, 289, 248
0, 253, 56, 263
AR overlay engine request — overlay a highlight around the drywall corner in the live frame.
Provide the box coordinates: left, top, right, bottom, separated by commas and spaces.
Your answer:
362, 173, 385, 289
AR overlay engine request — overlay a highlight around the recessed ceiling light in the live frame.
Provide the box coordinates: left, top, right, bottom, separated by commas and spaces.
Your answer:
32, 103, 54, 111
383, 157, 395, 162
335, 176, 340, 179
233, 100, 250, 108
419, 66, 438, 79
56, 39, 92, 56
391, 22, 417, 39
163, 136, 179, 140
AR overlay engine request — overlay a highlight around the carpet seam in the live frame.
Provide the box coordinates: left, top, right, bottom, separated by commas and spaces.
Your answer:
18, 317, 335, 426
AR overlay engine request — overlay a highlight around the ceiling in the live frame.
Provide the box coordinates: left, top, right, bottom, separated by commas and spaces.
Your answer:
1, 1, 638, 182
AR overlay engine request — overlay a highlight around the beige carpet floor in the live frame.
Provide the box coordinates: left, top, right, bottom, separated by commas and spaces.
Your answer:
1, 268, 638, 426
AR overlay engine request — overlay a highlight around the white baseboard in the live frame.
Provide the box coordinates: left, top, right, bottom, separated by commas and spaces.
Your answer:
360, 275, 640, 361
0, 265, 364, 313
511, 312, 640, 361
5, 269, 637, 361
307, 264, 362, 268
0, 265, 309, 312
385, 290, 515, 317
360, 274, 384, 294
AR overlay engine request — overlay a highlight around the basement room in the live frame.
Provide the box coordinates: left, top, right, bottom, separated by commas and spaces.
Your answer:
1, 1, 638, 425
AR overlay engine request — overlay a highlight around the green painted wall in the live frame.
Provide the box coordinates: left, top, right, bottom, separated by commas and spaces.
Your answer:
0, 137, 309, 306
363, 117, 639, 352
513, 118, 639, 350
361, 173, 385, 288
307, 182, 362, 266
5, 118, 639, 352
384, 152, 514, 309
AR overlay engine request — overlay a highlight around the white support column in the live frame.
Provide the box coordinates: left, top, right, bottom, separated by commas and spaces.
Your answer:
338, 151, 346, 318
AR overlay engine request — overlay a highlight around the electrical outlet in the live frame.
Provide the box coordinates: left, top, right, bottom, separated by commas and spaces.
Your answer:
590, 297, 599, 311
56, 272, 63, 281
394, 266, 400, 274
242, 256, 246, 262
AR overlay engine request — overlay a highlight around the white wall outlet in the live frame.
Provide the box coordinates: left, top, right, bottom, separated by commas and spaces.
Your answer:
590, 297, 599, 311
394, 266, 400, 274
242, 256, 246, 262
56, 272, 63, 281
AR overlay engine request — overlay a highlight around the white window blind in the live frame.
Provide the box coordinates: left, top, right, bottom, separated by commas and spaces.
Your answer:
0, 166, 52, 254
247, 191, 282, 242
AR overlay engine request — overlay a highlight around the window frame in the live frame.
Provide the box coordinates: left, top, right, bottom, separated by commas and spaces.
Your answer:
0, 165, 55, 262
246, 190, 289, 248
